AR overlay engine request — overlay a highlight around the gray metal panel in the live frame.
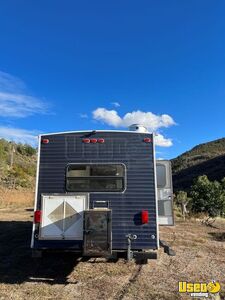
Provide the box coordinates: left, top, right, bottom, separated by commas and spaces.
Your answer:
83, 209, 112, 256
36, 131, 158, 250
157, 160, 174, 226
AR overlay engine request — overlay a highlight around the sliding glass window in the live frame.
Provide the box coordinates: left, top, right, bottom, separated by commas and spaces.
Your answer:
66, 164, 125, 192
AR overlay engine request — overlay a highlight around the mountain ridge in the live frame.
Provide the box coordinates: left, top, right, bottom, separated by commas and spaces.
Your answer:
171, 137, 225, 190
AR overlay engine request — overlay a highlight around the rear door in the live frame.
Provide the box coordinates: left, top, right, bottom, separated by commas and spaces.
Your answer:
156, 161, 174, 225
83, 209, 112, 256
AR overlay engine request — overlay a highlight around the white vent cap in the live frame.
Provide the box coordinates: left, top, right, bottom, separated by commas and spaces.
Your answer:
128, 124, 148, 133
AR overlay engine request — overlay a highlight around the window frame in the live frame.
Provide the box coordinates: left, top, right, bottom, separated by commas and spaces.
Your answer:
156, 163, 167, 188
66, 163, 126, 193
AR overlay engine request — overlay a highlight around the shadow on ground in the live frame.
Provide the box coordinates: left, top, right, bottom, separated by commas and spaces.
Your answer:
0, 221, 83, 285
208, 231, 225, 241
0, 220, 121, 285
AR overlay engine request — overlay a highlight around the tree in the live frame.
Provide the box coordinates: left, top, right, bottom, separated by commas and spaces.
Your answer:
175, 191, 190, 220
190, 175, 225, 218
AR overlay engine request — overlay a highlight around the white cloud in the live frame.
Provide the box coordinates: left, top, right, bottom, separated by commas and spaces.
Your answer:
92, 108, 175, 131
0, 71, 48, 118
111, 102, 120, 107
0, 71, 26, 92
93, 108, 122, 127
155, 133, 173, 147
0, 126, 38, 146
0, 92, 48, 118
92, 107, 175, 147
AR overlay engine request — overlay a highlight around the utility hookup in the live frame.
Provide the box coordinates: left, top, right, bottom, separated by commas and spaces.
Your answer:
126, 234, 137, 261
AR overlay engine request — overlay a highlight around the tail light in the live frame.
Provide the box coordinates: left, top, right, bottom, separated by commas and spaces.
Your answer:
98, 138, 105, 143
83, 138, 90, 143
34, 210, 42, 223
83, 138, 104, 143
141, 210, 149, 224
90, 138, 98, 143
42, 139, 49, 144
143, 138, 151, 143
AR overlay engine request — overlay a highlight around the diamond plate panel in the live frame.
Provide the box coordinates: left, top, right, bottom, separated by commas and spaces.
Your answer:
64, 202, 82, 231
47, 203, 64, 231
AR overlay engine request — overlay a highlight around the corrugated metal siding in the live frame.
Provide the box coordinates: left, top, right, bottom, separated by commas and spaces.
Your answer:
36, 131, 157, 250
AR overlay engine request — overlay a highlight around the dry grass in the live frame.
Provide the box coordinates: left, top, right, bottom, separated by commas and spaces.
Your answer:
0, 198, 225, 300
0, 186, 34, 208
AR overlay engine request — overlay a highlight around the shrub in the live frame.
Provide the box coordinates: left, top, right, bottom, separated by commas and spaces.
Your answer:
190, 175, 225, 217
4, 164, 34, 188
17, 144, 36, 156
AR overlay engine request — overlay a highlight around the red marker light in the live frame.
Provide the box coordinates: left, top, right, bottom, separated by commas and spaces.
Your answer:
34, 210, 42, 223
141, 210, 149, 224
143, 138, 151, 143
42, 139, 49, 144
83, 138, 90, 143
98, 138, 105, 143
90, 138, 98, 143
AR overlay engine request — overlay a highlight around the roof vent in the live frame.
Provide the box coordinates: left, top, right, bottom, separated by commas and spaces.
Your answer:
128, 124, 148, 133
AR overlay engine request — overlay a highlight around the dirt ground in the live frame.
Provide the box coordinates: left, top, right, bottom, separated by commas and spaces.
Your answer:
0, 208, 224, 300
0, 187, 34, 208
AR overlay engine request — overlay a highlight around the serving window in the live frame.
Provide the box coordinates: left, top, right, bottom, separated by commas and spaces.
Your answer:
66, 164, 125, 192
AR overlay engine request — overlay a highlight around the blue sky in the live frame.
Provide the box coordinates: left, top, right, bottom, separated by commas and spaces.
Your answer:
0, 0, 224, 159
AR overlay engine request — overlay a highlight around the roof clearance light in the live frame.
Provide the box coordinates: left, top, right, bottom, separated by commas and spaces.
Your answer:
141, 210, 149, 224
143, 138, 151, 143
42, 139, 49, 144
98, 138, 105, 143
34, 210, 42, 223
83, 138, 90, 143
90, 138, 98, 143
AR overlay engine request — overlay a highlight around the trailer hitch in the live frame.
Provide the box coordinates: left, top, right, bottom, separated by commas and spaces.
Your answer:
126, 234, 137, 261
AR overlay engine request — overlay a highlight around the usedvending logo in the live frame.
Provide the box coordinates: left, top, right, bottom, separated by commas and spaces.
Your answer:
178, 280, 221, 298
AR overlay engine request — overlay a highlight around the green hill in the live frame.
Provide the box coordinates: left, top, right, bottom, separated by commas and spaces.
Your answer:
172, 138, 225, 190
0, 139, 36, 189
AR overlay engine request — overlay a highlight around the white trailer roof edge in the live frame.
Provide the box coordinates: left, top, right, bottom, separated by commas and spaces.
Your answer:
38, 129, 154, 137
